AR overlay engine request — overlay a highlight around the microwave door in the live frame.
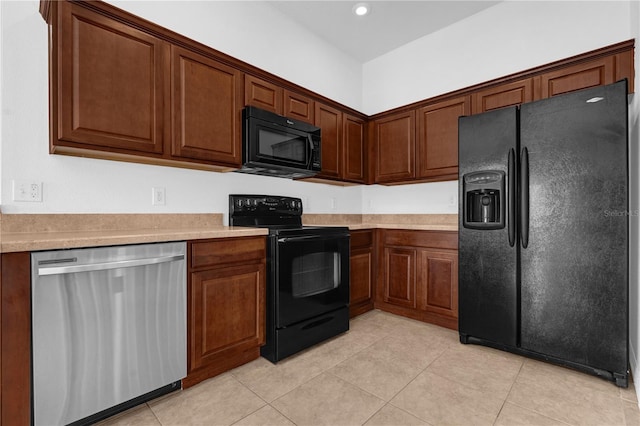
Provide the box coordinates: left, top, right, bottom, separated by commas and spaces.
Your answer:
255, 124, 310, 167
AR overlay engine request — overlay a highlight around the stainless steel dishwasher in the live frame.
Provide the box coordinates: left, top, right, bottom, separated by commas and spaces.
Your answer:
31, 241, 187, 426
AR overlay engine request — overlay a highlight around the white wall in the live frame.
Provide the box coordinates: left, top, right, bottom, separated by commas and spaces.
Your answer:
0, 1, 363, 216
362, 1, 633, 115
109, 0, 363, 112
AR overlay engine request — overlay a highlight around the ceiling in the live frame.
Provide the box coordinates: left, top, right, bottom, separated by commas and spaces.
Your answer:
266, 1, 501, 63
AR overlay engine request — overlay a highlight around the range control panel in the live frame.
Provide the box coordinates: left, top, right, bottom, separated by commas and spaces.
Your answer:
229, 194, 303, 216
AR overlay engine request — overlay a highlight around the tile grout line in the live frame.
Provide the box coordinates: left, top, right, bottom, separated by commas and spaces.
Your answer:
491, 357, 525, 426
500, 361, 576, 426
373, 336, 455, 425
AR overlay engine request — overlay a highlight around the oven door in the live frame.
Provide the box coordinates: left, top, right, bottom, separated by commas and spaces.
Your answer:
275, 232, 350, 327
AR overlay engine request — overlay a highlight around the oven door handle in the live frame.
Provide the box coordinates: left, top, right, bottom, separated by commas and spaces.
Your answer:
278, 234, 349, 243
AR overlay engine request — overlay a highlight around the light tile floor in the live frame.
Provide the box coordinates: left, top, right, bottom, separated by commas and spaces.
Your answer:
98, 310, 640, 426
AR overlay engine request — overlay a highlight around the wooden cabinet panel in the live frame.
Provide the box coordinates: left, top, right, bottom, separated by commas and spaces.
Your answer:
1, 252, 31, 425
539, 56, 615, 99
343, 114, 366, 183
472, 78, 535, 114
375, 111, 416, 183
315, 103, 343, 179
284, 90, 314, 123
349, 230, 375, 317
190, 263, 265, 370
382, 229, 458, 250
244, 74, 282, 114
171, 46, 242, 165
419, 250, 458, 319
350, 250, 373, 307
417, 96, 470, 180
56, 1, 167, 154
191, 237, 265, 269
615, 50, 634, 93
383, 247, 417, 309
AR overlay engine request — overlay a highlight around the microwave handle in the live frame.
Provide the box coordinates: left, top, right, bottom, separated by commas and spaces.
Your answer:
307, 136, 315, 167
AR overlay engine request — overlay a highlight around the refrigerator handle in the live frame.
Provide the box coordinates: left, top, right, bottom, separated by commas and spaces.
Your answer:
521, 147, 530, 248
508, 148, 516, 247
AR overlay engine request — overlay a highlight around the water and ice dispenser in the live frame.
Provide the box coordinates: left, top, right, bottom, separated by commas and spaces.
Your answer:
463, 171, 505, 230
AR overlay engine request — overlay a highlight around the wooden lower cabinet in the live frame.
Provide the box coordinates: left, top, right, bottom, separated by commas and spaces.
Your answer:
185, 237, 266, 388
1, 252, 32, 425
349, 230, 375, 317
376, 230, 458, 330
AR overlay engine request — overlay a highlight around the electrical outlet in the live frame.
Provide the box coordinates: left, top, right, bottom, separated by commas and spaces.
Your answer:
152, 187, 166, 205
12, 180, 42, 202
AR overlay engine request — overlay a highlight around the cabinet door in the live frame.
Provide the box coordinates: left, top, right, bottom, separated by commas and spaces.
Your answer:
190, 263, 265, 370
244, 75, 282, 114
418, 249, 458, 319
416, 96, 470, 180
315, 103, 343, 179
343, 114, 366, 183
350, 248, 373, 306
375, 111, 416, 183
539, 56, 615, 99
171, 46, 243, 166
284, 90, 314, 123
472, 78, 535, 114
56, 1, 167, 154
383, 246, 417, 309
350, 230, 375, 317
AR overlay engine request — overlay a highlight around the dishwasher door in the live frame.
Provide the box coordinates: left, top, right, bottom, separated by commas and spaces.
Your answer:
32, 242, 186, 426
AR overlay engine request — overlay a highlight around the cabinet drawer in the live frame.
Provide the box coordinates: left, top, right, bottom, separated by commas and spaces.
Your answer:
383, 230, 457, 250
190, 237, 265, 269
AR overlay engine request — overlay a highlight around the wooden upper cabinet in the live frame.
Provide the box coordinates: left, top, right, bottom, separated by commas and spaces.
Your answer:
244, 75, 282, 114
315, 103, 342, 179
343, 114, 366, 183
416, 96, 470, 180
284, 90, 315, 123
55, 1, 167, 154
171, 46, 243, 166
472, 78, 535, 114
539, 56, 620, 99
375, 111, 416, 183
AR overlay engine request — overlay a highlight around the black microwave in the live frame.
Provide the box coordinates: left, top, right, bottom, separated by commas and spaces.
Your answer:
236, 106, 321, 179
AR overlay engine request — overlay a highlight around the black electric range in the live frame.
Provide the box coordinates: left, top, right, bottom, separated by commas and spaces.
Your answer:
229, 194, 350, 362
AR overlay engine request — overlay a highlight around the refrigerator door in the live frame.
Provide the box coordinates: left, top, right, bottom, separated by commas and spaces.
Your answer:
520, 81, 628, 379
458, 107, 518, 347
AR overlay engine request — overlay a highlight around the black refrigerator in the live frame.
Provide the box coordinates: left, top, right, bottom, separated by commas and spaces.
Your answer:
458, 80, 629, 387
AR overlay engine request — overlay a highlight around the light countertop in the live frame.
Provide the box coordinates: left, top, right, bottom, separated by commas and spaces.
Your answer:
0, 213, 457, 253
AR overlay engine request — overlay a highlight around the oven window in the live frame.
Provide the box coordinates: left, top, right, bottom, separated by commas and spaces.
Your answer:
291, 252, 340, 298
259, 128, 307, 163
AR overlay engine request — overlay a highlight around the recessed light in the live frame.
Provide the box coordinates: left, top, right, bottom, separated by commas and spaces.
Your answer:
352, 2, 370, 16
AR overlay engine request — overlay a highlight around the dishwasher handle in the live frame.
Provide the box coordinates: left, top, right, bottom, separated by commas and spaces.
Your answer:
37, 254, 185, 276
